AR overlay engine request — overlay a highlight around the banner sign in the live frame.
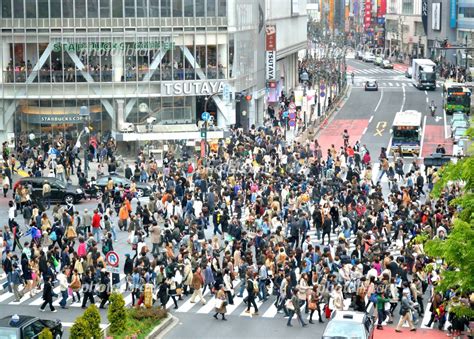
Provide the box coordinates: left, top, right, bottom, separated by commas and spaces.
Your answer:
364, 0, 372, 29
450, 0, 457, 28
266, 51, 276, 80
265, 25, 276, 51
432, 3, 441, 31
422, 0, 428, 34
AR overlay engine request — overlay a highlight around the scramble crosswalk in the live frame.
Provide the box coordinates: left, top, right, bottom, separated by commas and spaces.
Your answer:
351, 68, 405, 76
352, 81, 441, 88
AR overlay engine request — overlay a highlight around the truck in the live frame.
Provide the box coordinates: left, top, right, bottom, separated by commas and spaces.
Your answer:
390, 110, 423, 156
412, 59, 437, 90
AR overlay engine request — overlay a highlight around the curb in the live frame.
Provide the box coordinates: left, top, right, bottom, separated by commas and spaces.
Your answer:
146, 314, 179, 339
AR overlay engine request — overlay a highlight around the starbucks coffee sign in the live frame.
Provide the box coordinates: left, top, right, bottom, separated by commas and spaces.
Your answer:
53, 41, 175, 53
162, 81, 226, 96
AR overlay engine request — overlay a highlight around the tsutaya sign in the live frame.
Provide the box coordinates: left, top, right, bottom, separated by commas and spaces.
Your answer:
162, 81, 226, 96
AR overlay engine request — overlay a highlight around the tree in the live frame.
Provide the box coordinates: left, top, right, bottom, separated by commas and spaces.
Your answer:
38, 328, 53, 339
70, 316, 90, 339
108, 292, 127, 334
424, 126, 474, 317
82, 304, 102, 339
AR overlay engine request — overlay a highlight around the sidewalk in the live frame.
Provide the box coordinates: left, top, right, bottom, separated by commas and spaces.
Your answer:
375, 327, 449, 339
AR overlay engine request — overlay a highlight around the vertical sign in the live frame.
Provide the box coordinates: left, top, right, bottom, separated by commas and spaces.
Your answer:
422, 0, 428, 34
450, 0, 457, 28
432, 3, 441, 31
329, 0, 335, 32
364, 0, 372, 29
265, 25, 276, 81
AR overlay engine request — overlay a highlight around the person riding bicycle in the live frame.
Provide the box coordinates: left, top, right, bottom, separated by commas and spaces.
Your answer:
430, 100, 437, 116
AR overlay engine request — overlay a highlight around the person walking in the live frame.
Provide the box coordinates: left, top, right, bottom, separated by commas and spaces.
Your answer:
189, 267, 207, 305
287, 288, 307, 327
40, 276, 57, 312
395, 290, 417, 332
42, 180, 51, 210
213, 285, 228, 321
308, 285, 324, 324
376, 291, 390, 330
57, 268, 69, 309
81, 270, 96, 309
245, 273, 259, 315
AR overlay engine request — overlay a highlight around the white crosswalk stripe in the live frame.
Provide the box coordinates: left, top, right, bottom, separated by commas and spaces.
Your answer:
352, 68, 404, 75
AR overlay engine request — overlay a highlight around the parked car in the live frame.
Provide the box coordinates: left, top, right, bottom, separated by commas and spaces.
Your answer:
381, 59, 394, 69
452, 126, 468, 144
0, 315, 63, 339
365, 79, 378, 91
363, 53, 376, 62
322, 311, 374, 339
405, 67, 413, 78
96, 174, 153, 197
374, 56, 383, 66
451, 120, 469, 137
14, 177, 84, 204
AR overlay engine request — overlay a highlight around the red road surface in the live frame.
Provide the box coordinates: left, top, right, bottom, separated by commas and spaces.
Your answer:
375, 327, 448, 339
393, 63, 409, 72
347, 65, 355, 73
317, 119, 369, 155
422, 125, 453, 158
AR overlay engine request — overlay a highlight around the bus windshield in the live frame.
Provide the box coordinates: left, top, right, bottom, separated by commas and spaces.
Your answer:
447, 94, 469, 105
393, 128, 419, 142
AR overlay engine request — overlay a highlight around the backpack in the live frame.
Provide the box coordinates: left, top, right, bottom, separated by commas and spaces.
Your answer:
49, 231, 57, 241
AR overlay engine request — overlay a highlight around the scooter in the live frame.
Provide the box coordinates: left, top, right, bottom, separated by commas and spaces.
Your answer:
430, 105, 436, 117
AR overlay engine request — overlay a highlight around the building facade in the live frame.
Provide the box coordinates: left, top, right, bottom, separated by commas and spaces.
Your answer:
0, 0, 307, 149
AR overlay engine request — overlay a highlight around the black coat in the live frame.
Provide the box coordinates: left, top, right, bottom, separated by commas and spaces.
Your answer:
42, 281, 54, 302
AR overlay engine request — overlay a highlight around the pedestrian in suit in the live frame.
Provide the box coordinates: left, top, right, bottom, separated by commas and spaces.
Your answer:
81, 270, 96, 309
244, 273, 259, 315
40, 276, 56, 312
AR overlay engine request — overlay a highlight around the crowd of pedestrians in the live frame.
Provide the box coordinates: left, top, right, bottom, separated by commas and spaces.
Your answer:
0, 110, 471, 336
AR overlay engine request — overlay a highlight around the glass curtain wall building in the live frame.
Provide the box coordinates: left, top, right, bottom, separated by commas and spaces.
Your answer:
0, 0, 257, 147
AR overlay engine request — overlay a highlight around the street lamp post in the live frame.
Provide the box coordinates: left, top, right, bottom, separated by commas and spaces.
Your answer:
202, 92, 221, 167
79, 106, 90, 179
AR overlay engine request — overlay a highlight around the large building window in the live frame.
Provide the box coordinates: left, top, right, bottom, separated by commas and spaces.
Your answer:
1, 0, 12, 18
75, 0, 86, 17
50, 0, 61, 17
460, 7, 474, 18
25, 0, 36, 17
136, 0, 146, 17
63, 0, 74, 17
112, 0, 123, 17
100, 0, 111, 17
149, 0, 159, 17
196, 0, 204, 16
173, 0, 183, 17
161, 0, 171, 17
38, 0, 48, 17
217, 0, 225, 16
402, 0, 413, 15
184, 0, 193, 17
13, 0, 24, 18
207, 0, 215, 16
88, 0, 99, 17
124, 0, 134, 17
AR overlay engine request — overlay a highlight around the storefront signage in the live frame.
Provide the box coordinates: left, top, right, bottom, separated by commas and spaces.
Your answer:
364, 0, 372, 29
21, 114, 85, 124
53, 41, 175, 53
421, 0, 428, 34
161, 81, 226, 96
266, 51, 276, 80
265, 25, 277, 51
450, 0, 457, 28
432, 3, 441, 31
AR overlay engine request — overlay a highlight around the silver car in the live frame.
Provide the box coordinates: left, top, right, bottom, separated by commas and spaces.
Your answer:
322, 311, 375, 339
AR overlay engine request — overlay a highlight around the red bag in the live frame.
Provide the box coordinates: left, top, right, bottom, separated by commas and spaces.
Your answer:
324, 304, 332, 319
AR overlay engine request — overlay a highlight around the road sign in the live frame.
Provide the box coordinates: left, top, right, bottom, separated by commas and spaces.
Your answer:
223, 84, 231, 102
320, 92, 326, 97
289, 102, 296, 110
201, 111, 210, 121
289, 112, 297, 120
106, 267, 120, 274
289, 120, 297, 127
320, 84, 326, 91
105, 251, 119, 267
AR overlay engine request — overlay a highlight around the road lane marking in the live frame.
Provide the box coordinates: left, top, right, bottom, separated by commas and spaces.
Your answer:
426, 97, 429, 103
374, 89, 384, 112
388, 82, 393, 86
444, 109, 449, 139
369, 115, 374, 123
362, 127, 368, 135
401, 85, 406, 111
419, 115, 427, 157
425, 90, 428, 95
374, 121, 387, 136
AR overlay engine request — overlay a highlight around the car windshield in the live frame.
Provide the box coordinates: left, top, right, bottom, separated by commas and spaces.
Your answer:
393, 128, 419, 142
323, 321, 366, 338
0, 327, 19, 339
54, 180, 66, 189
421, 72, 436, 81
455, 128, 467, 136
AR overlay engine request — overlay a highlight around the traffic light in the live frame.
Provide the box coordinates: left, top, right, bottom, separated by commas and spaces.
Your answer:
200, 128, 207, 139
245, 94, 252, 101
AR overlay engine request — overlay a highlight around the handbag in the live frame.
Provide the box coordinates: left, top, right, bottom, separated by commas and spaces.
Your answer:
285, 299, 295, 311
176, 288, 183, 296
309, 301, 317, 310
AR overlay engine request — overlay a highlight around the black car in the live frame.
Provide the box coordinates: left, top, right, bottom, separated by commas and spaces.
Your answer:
14, 177, 85, 204
96, 174, 153, 197
364, 80, 378, 91
0, 315, 63, 339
